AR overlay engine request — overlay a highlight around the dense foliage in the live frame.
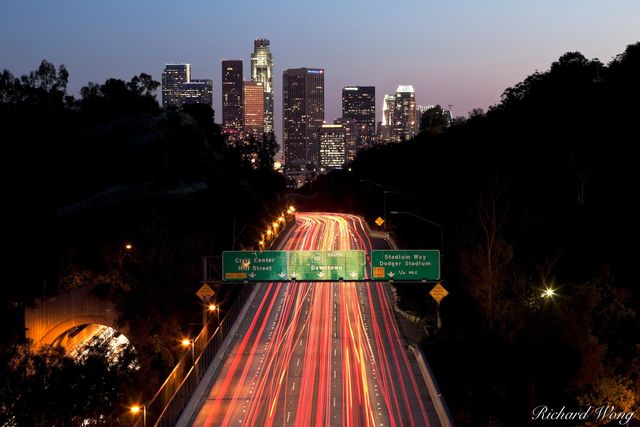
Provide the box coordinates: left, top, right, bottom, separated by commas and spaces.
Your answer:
1, 60, 285, 424
304, 43, 640, 425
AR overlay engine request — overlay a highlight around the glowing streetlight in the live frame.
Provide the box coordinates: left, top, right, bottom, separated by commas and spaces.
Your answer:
130, 404, 146, 427
124, 243, 133, 251
542, 288, 556, 298
278, 215, 285, 223
181, 338, 195, 363
287, 205, 296, 214
208, 304, 220, 324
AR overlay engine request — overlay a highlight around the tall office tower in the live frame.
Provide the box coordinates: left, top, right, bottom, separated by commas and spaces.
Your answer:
342, 86, 376, 151
393, 85, 417, 141
221, 60, 244, 141
251, 39, 274, 134
243, 81, 265, 139
282, 68, 325, 168
381, 94, 396, 140
180, 79, 213, 106
318, 124, 346, 170
417, 104, 436, 116
334, 118, 357, 163
162, 64, 191, 107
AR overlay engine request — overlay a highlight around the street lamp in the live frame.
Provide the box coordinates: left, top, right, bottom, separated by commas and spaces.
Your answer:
390, 211, 444, 253
130, 404, 146, 427
542, 287, 556, 298
208, 303, 220, 325
181, 338, 195, 363
119, 242, 134, 285
360, 180, 415, 230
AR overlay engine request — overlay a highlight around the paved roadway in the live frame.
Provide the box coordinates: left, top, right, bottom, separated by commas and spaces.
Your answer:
187, 213, 438, 427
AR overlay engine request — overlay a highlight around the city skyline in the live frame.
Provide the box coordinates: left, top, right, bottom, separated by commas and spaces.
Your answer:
2, 0, 638, 146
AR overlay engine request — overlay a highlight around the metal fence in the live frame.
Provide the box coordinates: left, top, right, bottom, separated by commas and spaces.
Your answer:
132, 216, 296, 426
136, 284, 252, 427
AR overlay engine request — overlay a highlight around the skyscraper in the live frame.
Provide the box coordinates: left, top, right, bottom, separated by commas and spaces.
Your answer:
180, 79, 213, 106
318, 124, 346, 170
221, 60, 244, 140
243, 81, 264, 139
393, 85, 417, 141
282, 68, 325, 168
342, 86, 376, 151
251, 39, 274, 134
333, 118, 357, 163
162, 64, 191, 107
381, 94, 396, 140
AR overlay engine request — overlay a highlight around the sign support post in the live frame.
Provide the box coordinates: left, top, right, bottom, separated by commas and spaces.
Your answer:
429, 282, 449, 334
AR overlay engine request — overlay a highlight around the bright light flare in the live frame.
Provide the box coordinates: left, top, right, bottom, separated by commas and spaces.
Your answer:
130, 405, 142, 414
208, 304, 217, 312
181, 338, 192, 347
542, 288, 556, 298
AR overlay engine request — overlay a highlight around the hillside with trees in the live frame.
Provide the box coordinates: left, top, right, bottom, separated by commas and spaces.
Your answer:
0, 61, 285, 425
304, 42, 640, 426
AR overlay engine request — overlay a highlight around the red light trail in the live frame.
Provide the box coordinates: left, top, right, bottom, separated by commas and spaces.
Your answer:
191, 213, 435, 426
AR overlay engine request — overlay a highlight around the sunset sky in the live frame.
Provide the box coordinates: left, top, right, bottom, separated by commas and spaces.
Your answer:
2, 0, 638, 140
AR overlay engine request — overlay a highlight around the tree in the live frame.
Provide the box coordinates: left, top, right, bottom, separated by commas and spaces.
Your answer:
460, 179, 514, 331
419, 105, 449, 135
0, 59, 68, 106
79, 74, 160, 116
0, 341, 137, 426
256, 132, 279, 170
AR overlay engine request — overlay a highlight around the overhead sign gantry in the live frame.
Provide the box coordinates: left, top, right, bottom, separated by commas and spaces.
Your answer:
370, 250, 440, 281
222, 249, 439, 282
222, 250, 366, 281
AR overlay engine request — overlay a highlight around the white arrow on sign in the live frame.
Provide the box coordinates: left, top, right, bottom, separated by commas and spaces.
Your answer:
248, 272, 256, 279
349, 272, 358, 278
278, 272, 286, 279
388, 272, 395, 278
317, 272, 325, 278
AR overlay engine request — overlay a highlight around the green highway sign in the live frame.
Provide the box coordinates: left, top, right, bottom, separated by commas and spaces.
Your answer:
371, 250, 440, 281
288, 250, 366, 281
222, 251, 288, 282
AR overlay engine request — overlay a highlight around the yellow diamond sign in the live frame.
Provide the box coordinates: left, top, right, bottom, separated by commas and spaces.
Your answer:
375, 217, 385, 227
196, 283, 215, 302
429, 283, 448, 304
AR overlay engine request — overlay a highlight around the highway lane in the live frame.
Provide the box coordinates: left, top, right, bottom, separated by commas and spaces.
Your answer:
188, 213, 438, 427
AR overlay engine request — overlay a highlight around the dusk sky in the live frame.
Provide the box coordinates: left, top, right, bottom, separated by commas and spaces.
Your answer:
2, 0, 638, 143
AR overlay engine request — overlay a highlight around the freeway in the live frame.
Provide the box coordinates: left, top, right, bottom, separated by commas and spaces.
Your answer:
185, 213, 438, 426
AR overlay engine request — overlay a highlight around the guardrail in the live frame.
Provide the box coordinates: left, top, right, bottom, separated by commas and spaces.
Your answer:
409, 344, 455, 427
137, 284, 252, 427
137, 215, 297, 426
